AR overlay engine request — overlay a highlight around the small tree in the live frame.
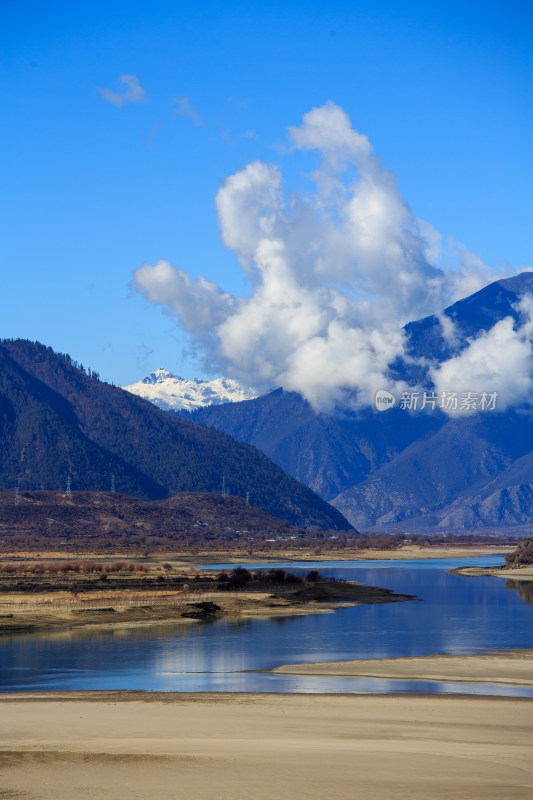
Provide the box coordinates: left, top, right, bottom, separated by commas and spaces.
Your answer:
68, 582, 82, 597
227, 566, 252, 589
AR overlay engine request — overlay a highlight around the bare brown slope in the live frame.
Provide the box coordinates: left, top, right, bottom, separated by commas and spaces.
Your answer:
0, 489, 307, 552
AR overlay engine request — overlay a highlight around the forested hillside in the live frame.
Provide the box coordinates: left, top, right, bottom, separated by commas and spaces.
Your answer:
0, 340, 352, 531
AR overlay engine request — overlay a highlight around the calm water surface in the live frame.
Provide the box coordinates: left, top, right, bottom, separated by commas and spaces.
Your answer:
2, 555, 533, 696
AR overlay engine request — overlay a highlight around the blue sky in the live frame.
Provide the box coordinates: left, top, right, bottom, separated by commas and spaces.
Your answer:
2, 0, 532, 386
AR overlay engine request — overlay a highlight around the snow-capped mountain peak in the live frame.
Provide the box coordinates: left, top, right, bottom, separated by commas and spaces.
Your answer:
123, 370, 257, 413
140, 368, 179, 385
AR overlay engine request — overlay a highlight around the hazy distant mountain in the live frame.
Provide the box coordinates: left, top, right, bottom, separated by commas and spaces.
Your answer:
0, 339, 351, 531
333, 410, 533, 530
123, 369, 257, 413
193, 272, 533, 532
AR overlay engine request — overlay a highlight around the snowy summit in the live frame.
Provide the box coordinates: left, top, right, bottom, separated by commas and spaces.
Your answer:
123, 368, 257, 413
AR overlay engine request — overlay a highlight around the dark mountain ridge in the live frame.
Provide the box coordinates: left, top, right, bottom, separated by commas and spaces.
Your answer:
396, 271, 533, 383
0, 339, 351, 531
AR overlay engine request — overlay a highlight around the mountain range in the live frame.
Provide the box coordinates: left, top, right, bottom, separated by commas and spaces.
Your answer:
123, 369, 257, 413
4, 271, 533, 535
0, 339, 351, 532
189, 272, 533, 533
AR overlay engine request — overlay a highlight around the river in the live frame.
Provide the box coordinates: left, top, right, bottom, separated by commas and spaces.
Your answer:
1, 555, 532, 695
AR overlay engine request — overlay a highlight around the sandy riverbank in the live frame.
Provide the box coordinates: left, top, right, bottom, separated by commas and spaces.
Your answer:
2, 544, 511, 566
0, 692, 531, 800
177, 544, 512, 566
272, 649, 533, 687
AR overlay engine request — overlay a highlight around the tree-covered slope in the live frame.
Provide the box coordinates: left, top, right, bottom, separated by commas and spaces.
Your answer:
0, 340, 352, 531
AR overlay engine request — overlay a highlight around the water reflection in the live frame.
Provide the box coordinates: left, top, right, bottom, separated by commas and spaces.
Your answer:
505, 579, 533, 604
4, 620, 198, 646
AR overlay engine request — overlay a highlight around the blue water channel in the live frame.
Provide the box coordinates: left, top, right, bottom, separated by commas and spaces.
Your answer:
1, 555, 532, 695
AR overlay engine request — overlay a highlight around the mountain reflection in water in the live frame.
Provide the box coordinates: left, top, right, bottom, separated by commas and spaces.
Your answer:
505, 579, 533, 604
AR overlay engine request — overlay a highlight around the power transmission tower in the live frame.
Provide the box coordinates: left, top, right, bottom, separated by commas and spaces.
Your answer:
245, 491, 250, 506
15, 485, 19, 505
111, 474, 116, 493
66, 475, 71, 495
221, 476, 228, 497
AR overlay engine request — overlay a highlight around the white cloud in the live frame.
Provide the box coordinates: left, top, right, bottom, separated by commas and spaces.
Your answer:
172, 96, 203, 126
436, 311, 460, 350
98, 75, 148, 107
430, 309, 533, 415
133, 260, 235, 334
280, 322, 408, 412
215, 161, 282, 271
132, 102, 527, 413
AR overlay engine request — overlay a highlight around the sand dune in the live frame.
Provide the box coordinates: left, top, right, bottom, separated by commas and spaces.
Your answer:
1, 692, 532, 800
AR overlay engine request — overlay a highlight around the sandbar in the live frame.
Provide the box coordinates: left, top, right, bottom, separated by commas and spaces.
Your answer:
272, 649, 533, 686
454, 564, 533, 582
0, 582, 414, 637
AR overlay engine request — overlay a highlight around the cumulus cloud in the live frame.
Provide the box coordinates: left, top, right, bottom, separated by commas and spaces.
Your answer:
172, 96, 203, 125
98, 75, 148, 107
134, 260, 235, 334
132, 101, 525, 414
430, 303, 533, 415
